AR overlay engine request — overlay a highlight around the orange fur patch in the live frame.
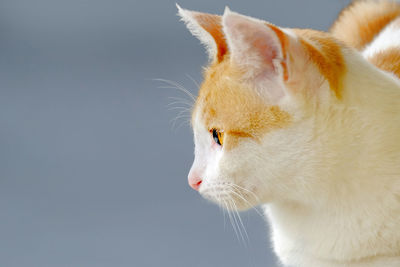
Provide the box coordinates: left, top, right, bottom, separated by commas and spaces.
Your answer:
368, 47, 400, 78
190, 13, 228, 62
293, 29, 346, 98
331, 0, 400, 50
268, 24, 290, 80
193, 58, 291, 150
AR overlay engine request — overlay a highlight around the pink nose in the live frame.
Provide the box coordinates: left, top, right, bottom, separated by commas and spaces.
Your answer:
188, 176, 203, 191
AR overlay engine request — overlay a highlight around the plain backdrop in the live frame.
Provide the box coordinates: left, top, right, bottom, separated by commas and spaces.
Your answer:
0, 0, 351, 266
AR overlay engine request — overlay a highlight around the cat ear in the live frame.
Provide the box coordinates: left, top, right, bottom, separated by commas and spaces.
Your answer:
222, 8, 302, 102
177, 5, 228, 62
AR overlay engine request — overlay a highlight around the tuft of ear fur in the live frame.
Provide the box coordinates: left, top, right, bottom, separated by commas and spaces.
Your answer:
177, 4, 228, 62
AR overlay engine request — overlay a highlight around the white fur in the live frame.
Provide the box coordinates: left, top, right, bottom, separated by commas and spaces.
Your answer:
265, 50, 400, 266
363, 17, 400, 58
176, 4, 218, 61
182, 7, 400, 267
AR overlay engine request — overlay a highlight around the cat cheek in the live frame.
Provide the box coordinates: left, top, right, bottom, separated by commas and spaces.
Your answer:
211, 142, 220, 149
211, 140, 223, 150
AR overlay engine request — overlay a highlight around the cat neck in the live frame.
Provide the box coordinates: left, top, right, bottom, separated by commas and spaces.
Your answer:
265, 50, 400, 266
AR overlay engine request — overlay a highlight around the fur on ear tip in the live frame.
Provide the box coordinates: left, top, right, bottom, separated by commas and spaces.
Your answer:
176, 4, 191, 19
222, 7, 247, 28
175, 7, 218, 61
223, 6, 232, 15
223, 6, 241, 20
176, 5, 202, 24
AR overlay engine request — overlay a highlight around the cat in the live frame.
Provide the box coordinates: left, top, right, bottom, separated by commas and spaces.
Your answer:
177, 0, 400, 266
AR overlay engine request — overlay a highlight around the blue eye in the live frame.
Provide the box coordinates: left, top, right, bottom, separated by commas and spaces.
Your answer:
212, 128, 224, 146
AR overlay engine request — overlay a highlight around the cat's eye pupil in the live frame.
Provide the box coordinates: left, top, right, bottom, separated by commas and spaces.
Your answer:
212, 129, 222, 146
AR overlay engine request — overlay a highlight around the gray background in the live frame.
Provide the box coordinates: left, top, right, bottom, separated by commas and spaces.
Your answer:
0, 0, 351, 266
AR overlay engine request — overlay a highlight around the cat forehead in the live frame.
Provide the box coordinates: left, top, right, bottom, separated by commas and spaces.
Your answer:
192, 59, 291, 150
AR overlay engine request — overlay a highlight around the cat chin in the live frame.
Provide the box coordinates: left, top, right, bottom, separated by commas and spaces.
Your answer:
199, 182, 260, 211
207, 196, 255, 212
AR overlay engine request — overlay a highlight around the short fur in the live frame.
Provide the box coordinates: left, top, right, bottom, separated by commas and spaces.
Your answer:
178, 1, 400, 266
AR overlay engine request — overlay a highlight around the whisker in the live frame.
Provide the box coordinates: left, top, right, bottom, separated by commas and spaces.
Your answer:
185, 74, 200, 89
170, 112, 190, 123
155, 78, 196, 130
167, 101, 193, 108
171, 117, 191, 130
226, 198, 246, 246
231, 199, 250, 246
224, 199, 241, 242
170, 112, 191, 130
167, 96, 194, 105
230, 183, 261, 203
228, 186, 264, 218
167, 106, 192, 112
154, 78, 196, 101
216, 188, 227, 230
175, 118, 191, 130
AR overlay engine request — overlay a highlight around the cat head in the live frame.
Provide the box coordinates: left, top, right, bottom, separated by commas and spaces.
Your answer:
178, 6, 346, 210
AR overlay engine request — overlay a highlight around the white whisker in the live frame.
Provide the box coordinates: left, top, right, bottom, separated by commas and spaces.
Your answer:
154, 78, 196, 101
167, 106, 192, 112
171, 113, 191, 130
216, 188, 227, 230
230, 183, 261, 202
186, 74, 200, 89
155, 78, 196, 130
167, 101, 193, 108
231, 199, 250, 246
225, 199, 241, 242
227, 198, 247, 246
228, 185, 264, 218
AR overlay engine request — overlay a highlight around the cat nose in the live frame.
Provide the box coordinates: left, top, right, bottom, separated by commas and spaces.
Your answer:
188, 175, 203, 191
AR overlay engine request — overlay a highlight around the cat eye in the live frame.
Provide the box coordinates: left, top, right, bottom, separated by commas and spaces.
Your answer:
212, 128, 224, 146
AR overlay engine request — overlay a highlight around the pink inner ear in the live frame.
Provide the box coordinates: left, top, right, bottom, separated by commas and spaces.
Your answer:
191, 13, 228, 62
252, 34, 279, 73
222, 10, 292, 104
223, 12, 284, 76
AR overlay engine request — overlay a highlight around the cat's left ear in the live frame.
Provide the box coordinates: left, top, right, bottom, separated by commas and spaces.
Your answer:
177, 5, 228, 62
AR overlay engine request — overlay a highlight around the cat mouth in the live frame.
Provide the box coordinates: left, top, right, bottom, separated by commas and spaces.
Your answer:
199, 182, 258, 211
